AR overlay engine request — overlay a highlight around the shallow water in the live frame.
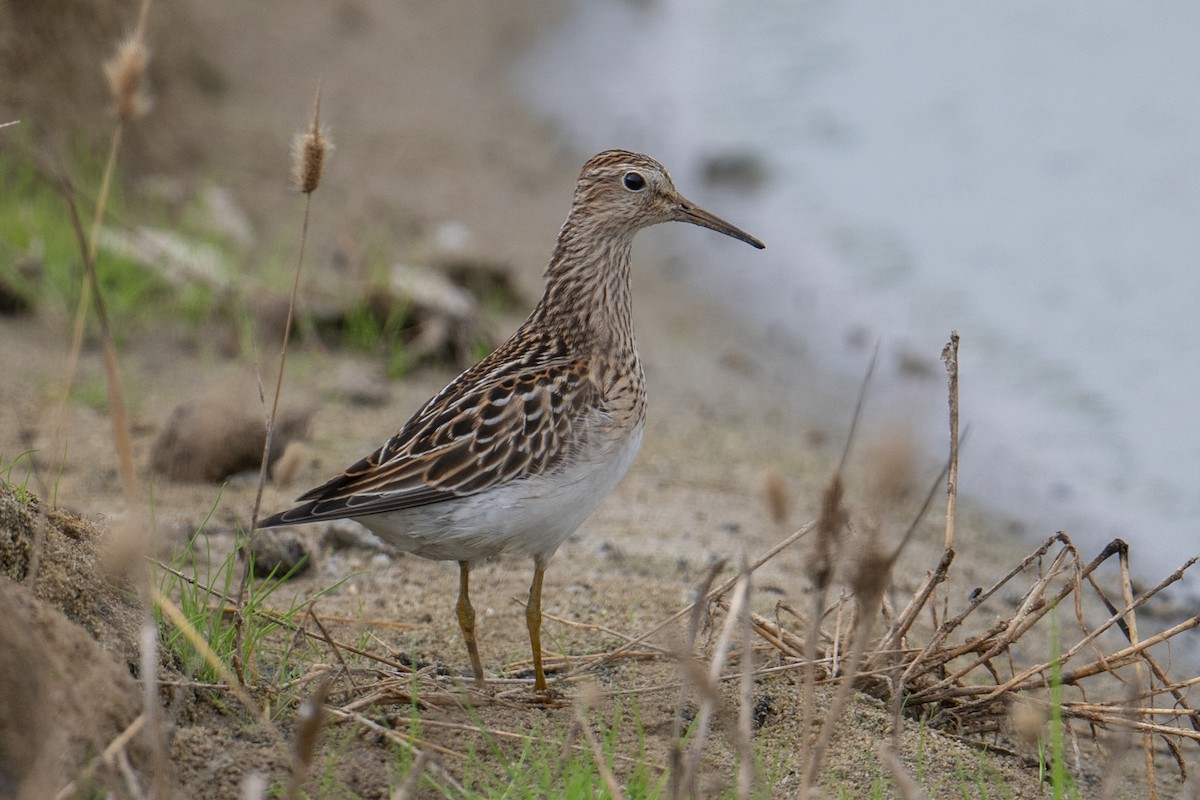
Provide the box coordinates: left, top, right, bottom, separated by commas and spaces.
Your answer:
516, 0, 1200, 588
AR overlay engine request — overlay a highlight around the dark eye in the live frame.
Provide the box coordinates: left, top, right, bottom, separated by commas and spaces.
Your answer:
622, 171, 646, 191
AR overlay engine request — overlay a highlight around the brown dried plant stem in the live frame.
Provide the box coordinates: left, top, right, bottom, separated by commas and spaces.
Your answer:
877, 333, 962, 665
54, 0, 151, 479
283, 679, 331, 800
58, 178, 137, 499
797, 349, 875, 796
941, 330, 959, 550
575, 522, 814, 681
235, 83, 328, 669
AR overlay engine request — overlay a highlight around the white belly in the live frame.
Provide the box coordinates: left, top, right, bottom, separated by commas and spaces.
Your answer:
357, 422, 644, 564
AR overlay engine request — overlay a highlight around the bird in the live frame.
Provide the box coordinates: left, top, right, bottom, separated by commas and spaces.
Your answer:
258, 150, 764, 692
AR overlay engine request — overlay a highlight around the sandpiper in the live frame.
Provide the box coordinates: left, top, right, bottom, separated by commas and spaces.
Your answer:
259, 150, 764, 691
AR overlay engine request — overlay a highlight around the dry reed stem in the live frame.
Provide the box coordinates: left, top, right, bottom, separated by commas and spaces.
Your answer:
1116, 548, 1158, 797
804, 467, 933, 791
390, 751, 431, 800
58, 174, 137, 500
307, 603, 357, 693
283, 678, 331, 800
244, 80, 328, 540
54, 714, 147, 800
414, 717, 664, 774
889, 532, 1073, 687
669, 560, 725, 800
574, 521, 814, 679
733, 517, 1198, 788
941, 331, 960, 550
54, 0, 151, 488
537, 607, 671, 651
238, 79, 330, 674
326, 708, 463, 792
677, 561, 751, 799
575, 701, 626, 800
735, 554, 755, 800
138, 619, 169, 798
877, 742, 927, 800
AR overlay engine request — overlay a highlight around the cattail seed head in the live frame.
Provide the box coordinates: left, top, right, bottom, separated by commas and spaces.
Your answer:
104, 37, 150, 122
808, 473, 848, 590
763, 467, 790, 525
848, 518, 890, 607
292, 86, 331, 194
292, 126, 330, 194
862, 428, 918, 508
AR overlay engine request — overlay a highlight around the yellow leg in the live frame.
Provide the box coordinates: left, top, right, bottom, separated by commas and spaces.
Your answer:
456, 561, 485, 687
527, 557, 548, 692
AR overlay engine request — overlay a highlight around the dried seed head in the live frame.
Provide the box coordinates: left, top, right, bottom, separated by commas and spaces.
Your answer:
1008, 698, 1046, 746
807, 473, 848, 590
292, 87, 331, 194
290, 677, 331, 781
848, 518, 890, 607
104, 37, 151, 122
861, 428, 918, 508
292, 126, 330, 194
763, 467, 790, 525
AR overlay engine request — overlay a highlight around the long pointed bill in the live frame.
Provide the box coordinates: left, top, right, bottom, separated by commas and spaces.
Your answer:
675, 196, 765, 249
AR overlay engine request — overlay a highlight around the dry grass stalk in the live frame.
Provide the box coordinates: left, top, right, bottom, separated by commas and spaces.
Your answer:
58, 175, 138, 501
806, 501, 914, 787
735, 554, 755, 800
390, 751, 431, 800
940, 331, 960, 550
876, 742, 927, 800
54, 0, 152, 484
307, 603, 358, 694
237, 80, 332, 676
795, 473, 847, 797
669, 560, 725, 800
575, 692, 626, 800
574, 521, 814, 680
743, 525, 1200, 789
53, 714, 147, 800
283, 678, 331, 800
673, 560, 752, 799
104, 37, 151, 123
795, 348, 879, 796
245, 78, 330, 541
1117, 547, 1158, 797
326, 708, 463, 792
138, 619, 170, 798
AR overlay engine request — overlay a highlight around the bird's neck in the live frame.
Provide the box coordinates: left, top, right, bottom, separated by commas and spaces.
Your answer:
532, 213, 637, 354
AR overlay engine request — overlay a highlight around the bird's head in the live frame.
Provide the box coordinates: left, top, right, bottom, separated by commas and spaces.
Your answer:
572, 150, 765, 249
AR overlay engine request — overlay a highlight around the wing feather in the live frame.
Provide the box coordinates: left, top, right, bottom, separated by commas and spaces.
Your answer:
258, 351, 598, 527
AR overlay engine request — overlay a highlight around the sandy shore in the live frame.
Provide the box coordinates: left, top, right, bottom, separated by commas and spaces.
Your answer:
1, 0, 1195, 796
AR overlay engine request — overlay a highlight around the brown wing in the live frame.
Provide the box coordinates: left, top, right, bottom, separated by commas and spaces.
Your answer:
258, 354, 598, 526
